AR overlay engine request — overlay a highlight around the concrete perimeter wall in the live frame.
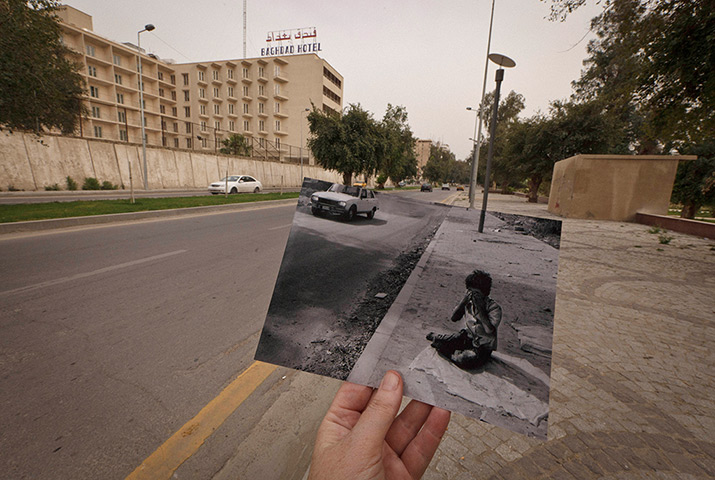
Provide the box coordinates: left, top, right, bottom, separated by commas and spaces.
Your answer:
0, 131, 341, 191
548, 154, 697, 222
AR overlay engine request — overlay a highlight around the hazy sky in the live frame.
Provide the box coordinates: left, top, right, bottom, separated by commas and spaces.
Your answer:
65, 0, 603, 159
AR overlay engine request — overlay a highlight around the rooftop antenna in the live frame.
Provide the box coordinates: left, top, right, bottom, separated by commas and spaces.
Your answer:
243, 0, 247, 58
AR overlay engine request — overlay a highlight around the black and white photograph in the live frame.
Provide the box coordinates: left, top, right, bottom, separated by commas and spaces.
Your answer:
255, 178, 561, 439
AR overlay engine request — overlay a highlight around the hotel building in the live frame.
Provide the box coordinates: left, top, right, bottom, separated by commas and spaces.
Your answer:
56, 5, 343, 161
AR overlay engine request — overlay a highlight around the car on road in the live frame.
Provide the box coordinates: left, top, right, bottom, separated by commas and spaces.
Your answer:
441, 183, 450, 190
310, 183, 379, 221
208, 175, 262, 194
456, 185, 465, 191
420, 183, 433, 192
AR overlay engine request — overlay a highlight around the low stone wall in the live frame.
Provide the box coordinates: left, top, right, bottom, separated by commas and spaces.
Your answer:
548, 154, 696, 222
635, 212, 715, 240
0, 131, 341, 191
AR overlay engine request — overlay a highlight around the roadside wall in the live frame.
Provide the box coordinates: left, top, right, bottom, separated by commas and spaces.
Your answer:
547, 154, 697, 222
0, 131, 341, 191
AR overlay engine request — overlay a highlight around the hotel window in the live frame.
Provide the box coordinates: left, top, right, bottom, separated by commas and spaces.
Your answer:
258, 138, 265, 147
274, 102, 280, 113
227, 69, 234, 79
93, 126, 102, 138
90, 86, 99, 98
185, 122, 191, 133
91, 106, 100, 118
170, 74, 176, 85
171, 91, 176, 100
182, 73, 189, 85
243, 103, 249, 114
215, 121, 221, 130
201, 137, 207, 148
242, 86, 248, 97
213, 87, 220, 97
174, 138, 179, 148
243, 120, 250, 131
87, 65, 97, 77
214, 104, 220, 115
228, 104, 234, 114
158, 71, 164, 81
200, 121, 207, 131
258, 66, 264, 78
173, 122, 178, 132
212, 70, 219, 80
141, 99, 145, 109
159, 88, 165, 97
118, 110, 126, 123
275, 137, 281, 149
113, 54, 121, 66
119, 129, 128, 141
161, 120, 167, 130
199, 88, 205, 98
140, 80, 144, 91
274, 65, 281, 77
160, 105, 166, 114
228, 86, 234, 97
259, 120, 265, 132
184, 106, 190, 117
116, 93, 124, 104
143, 116, 147, 127
86, 45, 95, 56
172, 107, 177, 116
258, 85, 265, 96
229, 120, 235, 131
137, 63, 143, 74
198, 71, 205, 81
186, 138, 192, 148
258, 102, 264, 114
184, 90, 190, 101
275, 120, 281, 131
242, 67, 249, 78
200, 105, 206, 115
114, 74, 122, 85
274, 84, 281, 95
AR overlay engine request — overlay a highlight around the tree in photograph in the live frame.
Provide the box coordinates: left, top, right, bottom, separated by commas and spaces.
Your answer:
422, 144, 456, 184
0, 0, 85, 133
220, 133, 252, 156
379, 104, 417, 184
670, 141, 715, 219
307, 104, 382, 185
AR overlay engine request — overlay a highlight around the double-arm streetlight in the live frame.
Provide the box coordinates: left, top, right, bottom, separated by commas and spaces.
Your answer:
137, 23, 155, 190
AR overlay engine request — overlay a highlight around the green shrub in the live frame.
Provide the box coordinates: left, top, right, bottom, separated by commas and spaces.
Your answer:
648, 226, 662, 234
66, 176, 78, 191
82, 177, 101, 190
100, 180, 118, 190
658, 232, 673, 245
45, 183, 61, 191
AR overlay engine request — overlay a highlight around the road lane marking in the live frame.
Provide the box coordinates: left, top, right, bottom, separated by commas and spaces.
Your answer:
268, 223, 293, 231
0, 250, 187, 297
126, 361, 278, 480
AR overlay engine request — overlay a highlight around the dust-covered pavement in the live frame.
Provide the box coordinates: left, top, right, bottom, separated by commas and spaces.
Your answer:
348, 206, 559, 438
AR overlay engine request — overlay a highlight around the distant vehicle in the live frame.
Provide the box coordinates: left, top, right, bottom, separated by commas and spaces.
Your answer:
456, 185, 465, 191
420, 183, 433, 192
311, 183, 379, 221
353, 181, 367, 188
398, 181, 407, 187
209, 175, 262, 194
441, 183, 450, 190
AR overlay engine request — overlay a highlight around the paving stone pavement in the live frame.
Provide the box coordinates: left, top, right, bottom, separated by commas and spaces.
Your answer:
421, 193, 715, 479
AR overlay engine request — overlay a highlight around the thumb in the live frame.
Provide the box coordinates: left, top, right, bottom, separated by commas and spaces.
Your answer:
351, 371, 403, 451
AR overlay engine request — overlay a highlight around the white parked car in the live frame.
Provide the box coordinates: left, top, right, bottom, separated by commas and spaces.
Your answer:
310, 183, 379, 221
208, 175, 262, 194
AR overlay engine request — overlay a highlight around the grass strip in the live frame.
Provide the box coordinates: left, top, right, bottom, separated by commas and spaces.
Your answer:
0, 192, 299, 224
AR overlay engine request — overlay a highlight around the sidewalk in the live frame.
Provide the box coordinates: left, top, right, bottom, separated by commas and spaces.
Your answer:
410, 194, 714, 478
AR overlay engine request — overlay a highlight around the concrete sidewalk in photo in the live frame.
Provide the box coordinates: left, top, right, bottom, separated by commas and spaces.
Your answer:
414, 193, 715, 479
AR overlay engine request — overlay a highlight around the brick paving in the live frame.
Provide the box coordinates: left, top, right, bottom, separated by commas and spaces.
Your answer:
422, 193, 715, 479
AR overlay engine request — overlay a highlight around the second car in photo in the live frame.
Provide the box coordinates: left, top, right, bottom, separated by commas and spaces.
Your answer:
208, 175, 262, 194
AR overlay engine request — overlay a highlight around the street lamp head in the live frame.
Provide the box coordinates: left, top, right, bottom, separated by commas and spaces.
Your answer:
488, 53, 516, 68
145, 24, 155, 32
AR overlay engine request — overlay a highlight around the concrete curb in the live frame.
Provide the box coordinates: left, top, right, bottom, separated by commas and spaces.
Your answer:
0, 198, 298, 234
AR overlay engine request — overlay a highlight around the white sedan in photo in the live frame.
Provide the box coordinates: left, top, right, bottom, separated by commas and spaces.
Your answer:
208, 175, 262, 194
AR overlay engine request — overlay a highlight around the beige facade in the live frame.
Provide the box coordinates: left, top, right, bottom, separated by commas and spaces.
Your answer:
414, 139, 432, 177
56, 5, 343, 162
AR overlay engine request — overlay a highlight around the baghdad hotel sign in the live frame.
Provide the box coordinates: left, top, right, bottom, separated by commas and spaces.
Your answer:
261, 27, 321, 57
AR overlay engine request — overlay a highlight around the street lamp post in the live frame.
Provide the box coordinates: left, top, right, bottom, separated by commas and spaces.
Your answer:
300, 107, 310, 184
137, 23, 155, 190
469, 0, 496, 210
478, 53, 516, 233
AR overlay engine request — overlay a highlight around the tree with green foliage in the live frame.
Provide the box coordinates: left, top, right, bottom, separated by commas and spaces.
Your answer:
307, 104, 382, 185
671, 141, 715, 219
422, 144, 456, 184
0, 0, 85, 133
379, 104, 417, 184
220, 133, 252, 156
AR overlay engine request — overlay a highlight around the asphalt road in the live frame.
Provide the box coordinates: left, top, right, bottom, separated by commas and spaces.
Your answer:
0, 188, 455, 479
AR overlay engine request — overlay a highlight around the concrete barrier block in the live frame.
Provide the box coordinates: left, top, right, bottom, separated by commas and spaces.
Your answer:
55, 136, 96, 183
152, 147, 180, 188
191, 152, 214, 187
0, 131, 35, 190
88, 140, 122, 186
174, 150, 195, 188
114, 143, 142, 190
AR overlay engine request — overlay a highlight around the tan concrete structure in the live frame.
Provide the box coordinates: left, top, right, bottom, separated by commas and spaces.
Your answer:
0, 131, 340, 191
548, 154, 696, 222
54, 5, 343, 161
414, 139, 432, 177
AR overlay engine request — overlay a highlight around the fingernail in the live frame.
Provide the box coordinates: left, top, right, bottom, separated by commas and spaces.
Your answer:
380, 371, 399, 391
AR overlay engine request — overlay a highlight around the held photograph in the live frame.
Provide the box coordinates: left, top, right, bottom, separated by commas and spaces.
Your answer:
255, 178, 561, 439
